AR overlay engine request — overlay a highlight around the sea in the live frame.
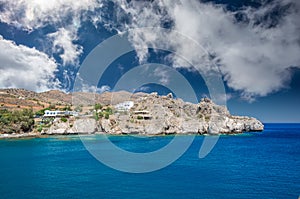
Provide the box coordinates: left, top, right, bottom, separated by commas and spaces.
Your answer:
0, 123, 299, 199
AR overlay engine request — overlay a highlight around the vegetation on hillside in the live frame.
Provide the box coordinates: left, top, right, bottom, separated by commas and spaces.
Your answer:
97, 106, 113, 120
0, 109, 34, 134
35, 107, 51, 117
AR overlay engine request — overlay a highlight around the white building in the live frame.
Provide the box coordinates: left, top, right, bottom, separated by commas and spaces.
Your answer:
115, 101, 134, 111
43, 110, 78, 117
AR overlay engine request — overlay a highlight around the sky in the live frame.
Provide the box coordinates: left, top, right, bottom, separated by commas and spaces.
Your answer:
0, 0, 299, 123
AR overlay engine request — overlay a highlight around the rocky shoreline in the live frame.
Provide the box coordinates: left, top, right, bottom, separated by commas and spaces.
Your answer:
99, 93, 264, 135
0, 93, 264, 139
0, 129, 262, 139
0, 132, 105, 139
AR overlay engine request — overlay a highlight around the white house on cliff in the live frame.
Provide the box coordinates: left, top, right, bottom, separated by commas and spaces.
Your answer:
115, 101, 134, 111
43, 110, 78, 117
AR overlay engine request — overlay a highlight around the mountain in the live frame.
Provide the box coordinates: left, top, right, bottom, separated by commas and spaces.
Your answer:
0, 88, 71, 111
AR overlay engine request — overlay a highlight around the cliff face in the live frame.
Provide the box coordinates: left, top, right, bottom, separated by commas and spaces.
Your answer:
0, 88, 264, 136
99, 93, 264, 135
42, 118, 101, 135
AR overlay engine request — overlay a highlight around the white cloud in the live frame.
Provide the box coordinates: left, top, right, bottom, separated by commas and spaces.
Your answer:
0, 0, 103, 67
112, 0, 300, 101
154, 67, 170, 85
0, 0, 102, 31
0, 35, 60, 91
48, 27, 83, 66
136, 86, 151, 92
1, 0, 299, 100
74, 73, 110, 93
97, 85, 111, 93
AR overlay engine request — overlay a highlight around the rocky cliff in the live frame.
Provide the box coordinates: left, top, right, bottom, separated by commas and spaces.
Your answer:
0, 88, 264, 136
99, 93, 264, 135
42, 118, 101, 135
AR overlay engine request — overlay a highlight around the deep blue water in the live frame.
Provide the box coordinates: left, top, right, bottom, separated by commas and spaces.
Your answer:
0, 123, 299, 199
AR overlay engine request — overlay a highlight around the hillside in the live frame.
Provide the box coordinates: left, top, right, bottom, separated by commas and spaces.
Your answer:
0, 88, 264, 137
0, 88, 145, 111
0, 88, 71, 111
100, 93, 264, 135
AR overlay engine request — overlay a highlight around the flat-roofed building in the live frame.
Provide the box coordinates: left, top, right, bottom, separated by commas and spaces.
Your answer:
115, 101, 134, 111
43, 110, 78, 117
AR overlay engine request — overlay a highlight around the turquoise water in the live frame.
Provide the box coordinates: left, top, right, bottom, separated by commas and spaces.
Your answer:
0, 124, 299, 198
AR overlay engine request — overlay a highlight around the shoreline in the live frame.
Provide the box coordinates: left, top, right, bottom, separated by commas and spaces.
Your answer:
0, 132, 107, 140
0, 131, 262, 140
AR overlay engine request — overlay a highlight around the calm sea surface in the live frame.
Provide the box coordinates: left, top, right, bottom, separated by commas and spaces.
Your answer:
0, 123, 299, 199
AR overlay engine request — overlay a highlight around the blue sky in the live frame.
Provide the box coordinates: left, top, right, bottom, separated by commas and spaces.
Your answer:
0, 0, 299, 122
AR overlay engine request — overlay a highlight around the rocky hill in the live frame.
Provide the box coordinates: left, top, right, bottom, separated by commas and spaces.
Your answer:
0, 88, 71, 111
42, 92, 264, 135
0, 88, 264, 136
0, 88, 145, 111
100, 92, 264, 135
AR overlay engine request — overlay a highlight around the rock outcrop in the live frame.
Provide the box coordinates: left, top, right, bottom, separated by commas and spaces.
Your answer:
42, 118, 101, 135
0, 88, 264, 137
99, 93, 264, 135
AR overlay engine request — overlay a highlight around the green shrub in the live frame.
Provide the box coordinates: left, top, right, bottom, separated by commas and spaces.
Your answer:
137, 115, 143, 120
106, 107, 113, 114
205, 116, 211, 121
37, 126, 43, 132
61, 117, 68, 122
35, 107, 50, 117
94, 112, 99, 120
0, 108, 34, 133
94, 103, 102, 111
105, 113, 109, 119
42, 118, 53, 125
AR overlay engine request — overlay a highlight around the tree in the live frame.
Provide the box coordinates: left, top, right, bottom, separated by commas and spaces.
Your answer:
98, 112, 104, 118
106, 107, 113, 114
35, 107, 50, 117
0, 109, 34, 133
94, 103, 102, 112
